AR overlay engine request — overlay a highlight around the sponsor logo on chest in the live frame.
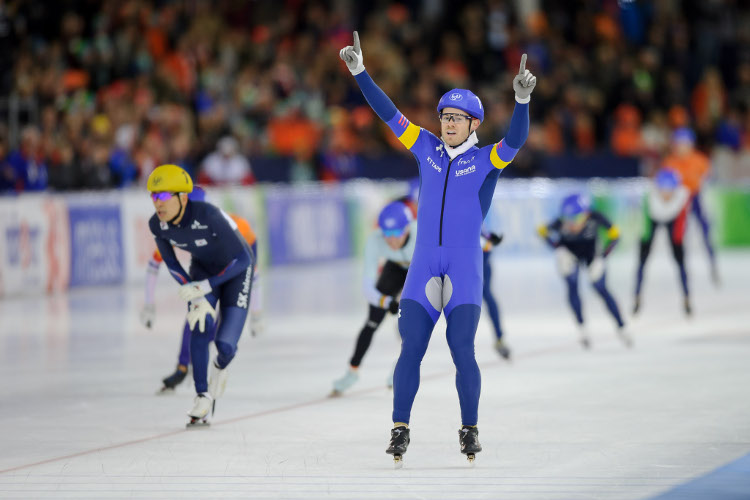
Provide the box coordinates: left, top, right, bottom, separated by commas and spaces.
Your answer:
427, 156, 442, 173
160, 221, 169, 230
455, 165, 476, 177
169, 239, 188, 248
191, 219, 208, 230
194, 239, 208, 247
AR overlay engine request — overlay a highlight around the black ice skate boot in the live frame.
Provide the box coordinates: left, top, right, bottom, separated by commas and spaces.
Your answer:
459, 425, 482, 463
684, 296, 693, 317
159, 364, 188, 393
386, 425, 410, 467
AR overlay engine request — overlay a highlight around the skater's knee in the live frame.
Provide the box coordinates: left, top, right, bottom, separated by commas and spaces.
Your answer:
671, 243, 685, 262
591, 277, 607, 294
215, 340, 236, 363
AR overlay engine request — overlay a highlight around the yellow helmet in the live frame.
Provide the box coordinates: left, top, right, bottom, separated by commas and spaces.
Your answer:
147, 164, 193, 193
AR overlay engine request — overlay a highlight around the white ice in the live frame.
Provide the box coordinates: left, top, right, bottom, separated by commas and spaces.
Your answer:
1, 246, 749, 499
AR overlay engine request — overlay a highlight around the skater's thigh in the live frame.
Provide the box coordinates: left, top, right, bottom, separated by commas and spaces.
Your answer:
443, 247, 483, 317
217, 265, 253, 312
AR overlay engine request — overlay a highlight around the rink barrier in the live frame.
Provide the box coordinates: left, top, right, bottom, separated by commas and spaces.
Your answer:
0, 180, 746, 297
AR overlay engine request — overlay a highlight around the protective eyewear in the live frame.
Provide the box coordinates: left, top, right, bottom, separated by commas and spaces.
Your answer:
383, 228, 406, 238
439, 112, 473, 124
150, 192, 177, 202
562, 212, 588, 224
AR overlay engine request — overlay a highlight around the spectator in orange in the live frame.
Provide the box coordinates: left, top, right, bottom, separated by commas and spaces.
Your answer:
611, 104, 642, 156
662, 128, 718, 284
691, 67, 727, 128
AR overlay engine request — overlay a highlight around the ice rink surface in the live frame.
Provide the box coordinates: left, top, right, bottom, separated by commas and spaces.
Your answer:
1, 247, 749, 499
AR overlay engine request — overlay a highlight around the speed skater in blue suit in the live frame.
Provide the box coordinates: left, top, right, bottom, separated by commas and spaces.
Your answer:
340, 31, 534, 463
537, 194, 632, 349
147, 164, 254, 427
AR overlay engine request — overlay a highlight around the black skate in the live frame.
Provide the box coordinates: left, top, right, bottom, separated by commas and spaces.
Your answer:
158, 365, 188, 394
459, 425, 482, 463
633, 295, 641, 315
386, 426, 410, 467
684, 297, 693, 317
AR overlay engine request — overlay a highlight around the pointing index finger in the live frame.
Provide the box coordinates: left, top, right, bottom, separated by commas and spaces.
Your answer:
353, 31, 360, 54
519, 54, 527, 75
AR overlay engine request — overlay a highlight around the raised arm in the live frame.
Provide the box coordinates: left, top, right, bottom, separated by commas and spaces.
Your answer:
490, 54, 535, 169
340, 31, 422, 150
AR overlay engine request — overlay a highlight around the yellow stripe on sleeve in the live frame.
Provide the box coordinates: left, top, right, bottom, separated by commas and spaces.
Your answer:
607, 226, 620, 240
490, 143, 511, 170
398, 123, 421, 150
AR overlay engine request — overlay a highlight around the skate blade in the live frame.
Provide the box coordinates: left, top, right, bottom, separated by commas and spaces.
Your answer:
466, 453, 476, 466
186, 418, 210, 429
328, 390, 343, 398
393, 455, 403, 469
156, 386, 176, 396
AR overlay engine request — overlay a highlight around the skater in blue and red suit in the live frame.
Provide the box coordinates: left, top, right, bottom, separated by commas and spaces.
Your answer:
633, 167, 693, 315
340, 31, 535, 462
147, 165, 254, 426
537, 194, 632, 349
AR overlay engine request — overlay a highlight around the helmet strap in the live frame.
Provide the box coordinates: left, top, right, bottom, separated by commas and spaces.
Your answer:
169, 194, 186, 225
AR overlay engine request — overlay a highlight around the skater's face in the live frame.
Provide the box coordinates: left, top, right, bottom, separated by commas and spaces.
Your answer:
152, 192, 187, 222
658, 188, 675, 201
562, 213, 588, 233
440, 107, 480, 147
384, 228, 410, 250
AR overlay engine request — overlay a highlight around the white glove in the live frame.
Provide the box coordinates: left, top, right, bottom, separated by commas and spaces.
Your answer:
339, 31, 365, 75
178, 280, 212, 302
187, 298, 217, 333
513, 54, 536, 103
588, 256, 605, 282
555, 246, 577, 277
140, 304, 155, 329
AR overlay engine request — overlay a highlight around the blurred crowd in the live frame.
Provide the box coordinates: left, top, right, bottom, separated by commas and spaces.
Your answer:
1, 0, 749, 193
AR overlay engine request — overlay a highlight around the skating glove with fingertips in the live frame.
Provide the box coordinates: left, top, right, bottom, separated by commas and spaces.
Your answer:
339, 31, 365, 75
140, 304, 155, 329
187, 298, 217, 333
178, 280, 212, 302
513, 54, 537, 103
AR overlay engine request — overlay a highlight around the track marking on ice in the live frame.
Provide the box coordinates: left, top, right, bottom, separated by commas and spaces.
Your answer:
1, 301, 746, 476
